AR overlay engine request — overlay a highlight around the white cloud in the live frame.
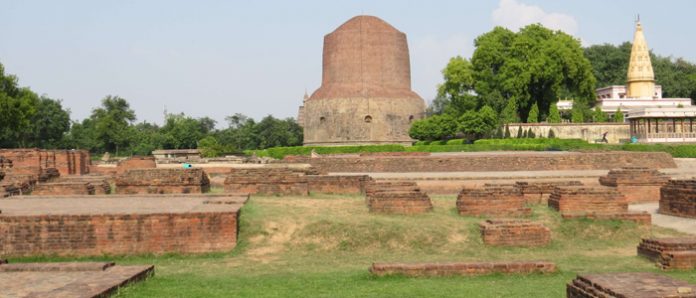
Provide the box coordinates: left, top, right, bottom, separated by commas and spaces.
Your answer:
410, 34, 473, 102
492, 0, 578, 34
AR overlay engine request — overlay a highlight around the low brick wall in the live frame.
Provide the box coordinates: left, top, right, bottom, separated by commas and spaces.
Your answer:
479, 219, 551, 247
224, 168, 308, 196
637, 237, 696, 270
365, 182, 432, 214
31, 182, 95, 196
369, 261, 556, 277
0, 194, 247, 256
659, 179, 696, 219
456, 186, 531, 217
116, 168, 210, 194
599, 167, 669, 203
512, 181, 583, 204
0, 149, 90, 176
284, 151, 676, 173
306, 175, 372, 194
116, 156, 156, 174
549, 186, 651, 224
567, 273, 696, 298
56, 175, 111, 195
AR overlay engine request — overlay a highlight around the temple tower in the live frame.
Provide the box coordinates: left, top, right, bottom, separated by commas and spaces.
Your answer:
626, 20, 656, 98
302, 15, 426, 146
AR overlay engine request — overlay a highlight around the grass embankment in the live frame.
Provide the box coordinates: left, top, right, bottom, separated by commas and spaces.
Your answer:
15, 195, 695, 297
249, 138, 696, 159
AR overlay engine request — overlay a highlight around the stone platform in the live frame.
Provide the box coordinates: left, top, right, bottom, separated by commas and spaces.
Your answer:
567, 272, 695, 297
638, 237, 696, 270
369, 261, 556, 277
0, 261, 153, 297
0, 194, 248, 256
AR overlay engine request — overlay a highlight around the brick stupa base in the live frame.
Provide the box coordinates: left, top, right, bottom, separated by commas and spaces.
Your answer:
567, 273, 695, 297
479, 219, 551, 247
224, 168, 309, 196
457, 186, 531, 217
638, 238, 696, 270
369, 261, 556, 277
365, 181, 432, 214
0, 261, 153, 297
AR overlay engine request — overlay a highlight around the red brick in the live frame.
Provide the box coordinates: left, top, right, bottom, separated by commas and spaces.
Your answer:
369, 261, 556, 277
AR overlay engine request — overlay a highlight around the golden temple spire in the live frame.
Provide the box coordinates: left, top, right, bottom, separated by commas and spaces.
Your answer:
626, 18, 655, 98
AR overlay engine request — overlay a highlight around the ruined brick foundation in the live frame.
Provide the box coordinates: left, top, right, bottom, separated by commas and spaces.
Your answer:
567, 273, 696, 297
116, 168, 210, 194
456, 186, 531, 217
638, 237, 696, 270
479, 219, 551, 247
659, 179, 696, 219
548, 186, 651, 224
369, 261, 556, 277
365, 181, 432, 214
599, 167, 669, 203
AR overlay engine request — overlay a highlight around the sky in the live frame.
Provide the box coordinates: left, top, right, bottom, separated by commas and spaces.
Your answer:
2, 0, 695, 127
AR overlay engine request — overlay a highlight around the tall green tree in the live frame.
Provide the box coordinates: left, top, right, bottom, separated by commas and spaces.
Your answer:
592, 106, 608, 122
547, 103, 561, 123
500, 97, 519, 124
470, 24, 596, 121
90, 96, 136, 154
436, 56, 478, 115
527, 103, 539, 123
613, 107, 624, 122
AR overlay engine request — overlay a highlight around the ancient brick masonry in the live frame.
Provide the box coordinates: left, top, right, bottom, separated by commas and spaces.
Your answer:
305, 175, 373, 194
638, 238, 696, 270
659, 179, 696, 219
548, 186, 651, 224
479, 219, 551, 247
369, 261, 556, 277
224, 168, 309, 196
116, 168, 210, 194
457, 186, 531, 217
31, 182, 95, 196
365, 181, 432, 214
567, 273, 696, 298
0, 194, 247, 256
508, 181, 583, 204
285, 151, 676, 173
599, 167, 670, 203
0, 149, 90, 176
55, 175, 111, 195
115, 155, 156, 174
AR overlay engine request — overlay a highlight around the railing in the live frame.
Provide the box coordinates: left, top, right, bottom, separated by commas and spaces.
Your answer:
635, 132, 696, 140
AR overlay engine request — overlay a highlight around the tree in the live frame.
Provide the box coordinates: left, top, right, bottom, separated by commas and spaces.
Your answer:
436, 56, 478, 115
571, 101, 591, 123
458, 106, 498, 140
500, 97, 519, 124
592, 106, 608, 123
516, 126, 523, 138
89, 95, 136, 154
29, 96, 71, 148
547, 103, 561, 123
504, 124, 511, 138
198, 135, 224, 158
160, 113, 216, 149
548, 129, 556, 138
527, 103, 539, 123
470, 24, 596, 121
409, 114, 457, 141
613, 107, 624, 122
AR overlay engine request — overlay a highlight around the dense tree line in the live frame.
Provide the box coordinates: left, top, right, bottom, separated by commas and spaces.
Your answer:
0, 61, 302, 156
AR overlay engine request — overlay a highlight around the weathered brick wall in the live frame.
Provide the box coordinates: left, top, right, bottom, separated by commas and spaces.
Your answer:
637, 238, 696, 270
456, 186, 531, 217
31, 182, 95, 196
116, 156, 156, 174
0, 149, 90, 176
510, 181, 583, 204
306, 175, 372, 194
567, 273, 696, 298
599, 167, 669, 203
369, 261, 556, 277
224, 168, 309, 196
284, 151, 676, 173
549, 186, 651, 224
116, 168, 210, 194
365, 181, 432, 214
0, 211, 239, 257
55, 176, 111, 195
659, 179, 696, 219
479, 219, 551, 247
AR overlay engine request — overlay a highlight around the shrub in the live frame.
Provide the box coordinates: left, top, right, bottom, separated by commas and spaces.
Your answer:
527, 103, 539, 123
548, 129, 556, 138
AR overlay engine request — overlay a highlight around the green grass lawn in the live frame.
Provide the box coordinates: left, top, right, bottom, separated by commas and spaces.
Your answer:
16, 195, 696, 297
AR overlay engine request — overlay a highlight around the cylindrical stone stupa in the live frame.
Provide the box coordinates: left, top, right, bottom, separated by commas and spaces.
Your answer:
302, 15, 426, 146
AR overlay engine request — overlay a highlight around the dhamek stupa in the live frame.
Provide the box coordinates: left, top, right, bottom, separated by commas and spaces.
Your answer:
298, 16, 426, 146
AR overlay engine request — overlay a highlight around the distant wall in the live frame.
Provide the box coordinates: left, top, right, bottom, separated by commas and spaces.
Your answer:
507, 123, 629, 144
